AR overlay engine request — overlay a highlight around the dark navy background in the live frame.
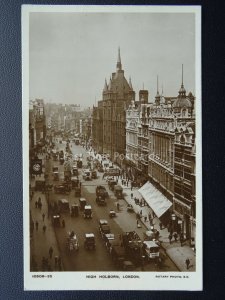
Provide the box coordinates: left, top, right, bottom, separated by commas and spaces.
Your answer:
0, 0, 224, 299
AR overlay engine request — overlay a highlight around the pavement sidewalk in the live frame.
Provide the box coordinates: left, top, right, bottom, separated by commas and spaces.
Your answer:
30, 153, 63, 272
120, 179, 196, 272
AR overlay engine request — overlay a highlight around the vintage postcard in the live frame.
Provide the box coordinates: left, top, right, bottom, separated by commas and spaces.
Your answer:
22, 5, 202, 290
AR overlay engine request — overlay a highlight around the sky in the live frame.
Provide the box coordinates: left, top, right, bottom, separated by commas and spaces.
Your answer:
29, 10, 196, 107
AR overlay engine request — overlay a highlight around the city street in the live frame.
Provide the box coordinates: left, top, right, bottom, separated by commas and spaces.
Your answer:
30, 140, 179, 272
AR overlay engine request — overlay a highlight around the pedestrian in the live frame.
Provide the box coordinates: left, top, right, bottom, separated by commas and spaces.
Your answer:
42, 213, 45, 222
117, 202, 120, 211
144, 216, 147, 222
168, 233, 172, 244
136, 198, 140, 205
131, 193, 133, 199
35, 201, 38, 208
136, 220, 139, 227
43, 224, 46, 233
152, 211, 156, 218
35, 221, 39, 231
185, 258, 190, 270
180, 233, 184, 247
49, 246, 53, 259
55, 256, 58, 266
173, 232, 178, 242
148, 213, 152, 222
62, 219, 65, 228
140, 210, 142, 217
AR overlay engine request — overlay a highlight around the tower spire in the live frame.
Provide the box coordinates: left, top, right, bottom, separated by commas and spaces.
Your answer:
157, 75, 159, 94
182, 63, 183, 86
116, 47, 122, 71
155, 75, 160, 105
178, 64, 186, 97
103, 78, 108, 92
129, 77, 133, 90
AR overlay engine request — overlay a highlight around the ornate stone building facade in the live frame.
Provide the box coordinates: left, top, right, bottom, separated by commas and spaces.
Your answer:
125, 100, 140, 178
92, 49, 135, 163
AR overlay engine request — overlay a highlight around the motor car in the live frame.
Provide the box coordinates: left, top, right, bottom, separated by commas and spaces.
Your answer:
114, 185, 123, 199
71, 204, 79, 217
53, 171, 59, 181
91, 170, 97, 179
58, 199, 70, 213
142, 240, 160, 260
71, 177, 79, 188
52, 215, 61, 227
96, 195, 106, 206
109, 209, 116, 218
83, 169, 92, 181
72, 166, 79, 176
127, 204, 134, 213
83, 205, 92, 219
79, 198, 87, 210
84, 233, 96, 250
54, 184, 69, 194
66, 231, 79, 251
99, 220, 110, 238
96, 185, 108, 199
108, 179, 117, 191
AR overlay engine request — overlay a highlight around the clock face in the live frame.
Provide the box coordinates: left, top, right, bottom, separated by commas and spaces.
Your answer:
31, 159, 42, 175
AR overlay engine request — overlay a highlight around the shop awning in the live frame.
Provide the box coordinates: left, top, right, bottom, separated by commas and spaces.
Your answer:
138, 182, 172, 218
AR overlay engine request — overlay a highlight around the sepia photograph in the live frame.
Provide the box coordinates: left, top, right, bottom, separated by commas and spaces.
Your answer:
23, 5, 202, 290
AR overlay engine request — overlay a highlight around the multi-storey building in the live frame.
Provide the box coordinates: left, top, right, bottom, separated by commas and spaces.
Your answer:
29, 99, 46, 158
148, 87, 176, 202
173, 86, 196, 240
92, 49, 135, 164
125, 100, 140, 179
137, 93, 151, 183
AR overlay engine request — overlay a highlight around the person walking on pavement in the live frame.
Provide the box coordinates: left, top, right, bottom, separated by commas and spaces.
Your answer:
140, 210, 142, 217
49, 246, 53, 259
173, 232, 178, 242
131, 193, 133, 199
185, 258, 190, 270
144, 216, 147, 222
168, 233, 173, 244
43, 224, 46, 233
42, 213, 45, 222
180, 233, 184, 247
35, 221, 39, 231
55, 256, 58, 267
